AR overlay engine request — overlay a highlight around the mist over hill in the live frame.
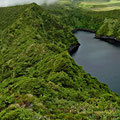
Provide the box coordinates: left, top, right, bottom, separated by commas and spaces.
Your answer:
0, 0, 57, 7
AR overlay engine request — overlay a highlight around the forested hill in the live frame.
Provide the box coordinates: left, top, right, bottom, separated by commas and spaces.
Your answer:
0, 4, 29, 37
45, 1, 120, 41
0, 3, 120, 120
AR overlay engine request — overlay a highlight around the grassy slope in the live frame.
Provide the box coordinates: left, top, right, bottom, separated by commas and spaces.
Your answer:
77, 0, 120, 11
0, 3, 120, 120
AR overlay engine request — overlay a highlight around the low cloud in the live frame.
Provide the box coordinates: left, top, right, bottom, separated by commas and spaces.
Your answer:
0, 0, 57, 7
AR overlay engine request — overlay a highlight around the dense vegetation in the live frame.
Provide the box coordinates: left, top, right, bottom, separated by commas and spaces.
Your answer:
44, 1, 120, 40
96, 18, 120, 39
0, 2, 120, 120
0, 4, 29, 37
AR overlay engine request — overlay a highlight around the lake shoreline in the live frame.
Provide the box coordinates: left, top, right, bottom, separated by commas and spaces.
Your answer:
68, 43, 80, 55
72, 28, 95, 33
73, 31, 120, 94
95, 35, 120, 45
72, 28, 120, 45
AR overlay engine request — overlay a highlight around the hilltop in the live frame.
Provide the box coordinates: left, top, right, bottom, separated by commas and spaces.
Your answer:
0, 4, 30, 37
0, 3, 120, 120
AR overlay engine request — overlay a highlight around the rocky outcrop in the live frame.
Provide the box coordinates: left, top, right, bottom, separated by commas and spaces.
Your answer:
68, 43, 80, 55
95, 35, 120, 45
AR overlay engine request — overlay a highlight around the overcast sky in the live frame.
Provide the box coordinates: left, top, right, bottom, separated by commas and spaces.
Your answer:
0, 0, 57, 7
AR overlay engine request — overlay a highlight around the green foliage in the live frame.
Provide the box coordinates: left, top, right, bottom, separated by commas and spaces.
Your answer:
96, 18, 120, 39
44, 1, 120, 39
0, 2, 120, 120
0, 108, 39, 120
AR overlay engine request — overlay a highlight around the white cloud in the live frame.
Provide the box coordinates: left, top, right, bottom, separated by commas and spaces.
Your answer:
0, 0, 57, 7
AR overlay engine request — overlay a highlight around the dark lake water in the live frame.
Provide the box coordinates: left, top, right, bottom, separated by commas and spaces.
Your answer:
72, 31, 120, 94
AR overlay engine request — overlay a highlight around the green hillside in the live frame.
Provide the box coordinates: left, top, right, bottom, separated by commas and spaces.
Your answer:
0, 4, 29, 37
44, 2, 120, 30
71, 0, 120, 11
0, 3, 120, 120
96, 18, 120, 40
45, 1, 120, 40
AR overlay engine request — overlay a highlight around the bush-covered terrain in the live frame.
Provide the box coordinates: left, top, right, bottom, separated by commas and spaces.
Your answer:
96, 18, 120, 39
0, 2, 120, 120
0, 4, 29, 37
44, 0, 120, 40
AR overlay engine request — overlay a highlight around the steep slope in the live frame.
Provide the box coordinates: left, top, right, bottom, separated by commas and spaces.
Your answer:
96, 18, 120, 40
0, 3, 120, 120
44, 1, 120, 44
0, 4, 30, 37
44, 2, 120, 32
